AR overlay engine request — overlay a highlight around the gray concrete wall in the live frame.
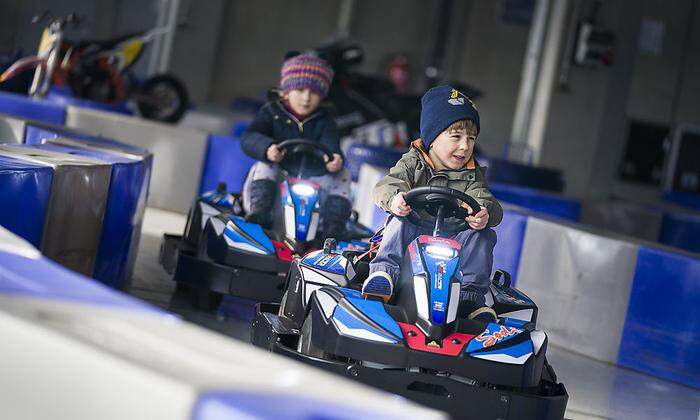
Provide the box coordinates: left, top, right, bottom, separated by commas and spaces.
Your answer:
208, 0, 342, 104
449, 0, 530, 158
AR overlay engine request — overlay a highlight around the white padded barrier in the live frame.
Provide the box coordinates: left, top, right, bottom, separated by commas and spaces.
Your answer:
0, 226, 442, 420
515, 217, 639, 363
65, 106, 209, 213
354, 164, 388, 228
0, 114, 27, 143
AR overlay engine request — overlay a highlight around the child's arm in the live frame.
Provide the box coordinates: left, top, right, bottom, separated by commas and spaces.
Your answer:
466, 167, 503, 227
372, 153, 416, 212
318, 117, 343, 157
240, 106, 277, 162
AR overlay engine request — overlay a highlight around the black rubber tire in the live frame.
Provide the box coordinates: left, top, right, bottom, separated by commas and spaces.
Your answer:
137, 74, 188, 123
297, 314, 328, 359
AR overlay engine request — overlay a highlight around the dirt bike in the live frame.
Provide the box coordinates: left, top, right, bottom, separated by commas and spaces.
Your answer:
0, 12, 188, 123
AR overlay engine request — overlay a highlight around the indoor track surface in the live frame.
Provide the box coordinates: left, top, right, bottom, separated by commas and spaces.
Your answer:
130, 208, 700, 420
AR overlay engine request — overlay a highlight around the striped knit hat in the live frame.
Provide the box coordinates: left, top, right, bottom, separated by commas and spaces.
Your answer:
280, 53, 334, 98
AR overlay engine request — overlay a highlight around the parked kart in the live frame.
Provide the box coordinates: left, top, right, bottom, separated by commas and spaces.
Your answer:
0, 12, 188, 123
251, 186, 568, 419
160, 139, 372, 310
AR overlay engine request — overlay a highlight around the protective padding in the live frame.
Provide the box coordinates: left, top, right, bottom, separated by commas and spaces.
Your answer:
492, 208, 528, 285
0, 91, 65, 125
489, 182, 580, 222
33, 142, 148, 289
658, 211, 700, 254
618, 247, 700, 389
65, 106, 208, 213
345, 144, 405, 181
199, 134, 256, 194
47, 87, 132, 115
515, 217, 638, 363
0, 144, 111, 276
663, 191, 700, 211
0, 114, 26, 143
0, 155, 52, 248
0, 251, 159, 312
354, 164, 388, 229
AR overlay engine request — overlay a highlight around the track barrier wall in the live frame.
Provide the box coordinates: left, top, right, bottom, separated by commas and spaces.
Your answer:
0, 225, 443, 420
65, 106, 208, 213
0, 91, 66, 125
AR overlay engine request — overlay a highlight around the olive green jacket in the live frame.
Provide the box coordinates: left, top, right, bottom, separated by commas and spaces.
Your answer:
372, 140, 503, 227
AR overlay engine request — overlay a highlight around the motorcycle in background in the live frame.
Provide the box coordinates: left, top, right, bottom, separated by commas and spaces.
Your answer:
0, 12, 188, 123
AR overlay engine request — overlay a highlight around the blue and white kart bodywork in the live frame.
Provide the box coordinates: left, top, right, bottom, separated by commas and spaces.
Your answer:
160, 180, 371, 309
252, 187, 567, 420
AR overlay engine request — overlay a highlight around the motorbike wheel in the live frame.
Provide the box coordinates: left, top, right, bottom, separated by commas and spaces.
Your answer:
137, 74, 188, 123
297, 313, 328, 359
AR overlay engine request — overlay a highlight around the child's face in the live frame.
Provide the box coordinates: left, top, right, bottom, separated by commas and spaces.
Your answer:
285, 88, 322, 117
428, 120, 477, 170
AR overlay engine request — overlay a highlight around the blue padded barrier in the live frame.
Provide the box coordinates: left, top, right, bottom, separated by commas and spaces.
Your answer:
24, 122, 150, 155
480, 156, 565, 192
0, 249, 162, 313
618, 246, 700, 389
231, 121, 249, 138
192, 391, 399, 420
34, 143, 148, 289
658, 211, 700, 254
489, 182, 581, 222
199, 134, 256, 194
47, 86, 133, 116
662, 191, 700, 211
492, 208, 528, 285
0, 91, 65, 125
0, 156, 52, 247
345, 144, 405, 181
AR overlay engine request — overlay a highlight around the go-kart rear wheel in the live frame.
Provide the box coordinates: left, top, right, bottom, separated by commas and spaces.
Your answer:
297, 314, 328, 359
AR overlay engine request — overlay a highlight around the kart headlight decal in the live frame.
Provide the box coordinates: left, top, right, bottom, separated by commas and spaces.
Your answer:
284, 205, 296, 240
291, 183, 317, 197
424, 245, 457, 260
332, 305, 396, 344
446, 282, 461, 324
530, 330, 546, 355
414, 276, 429, 321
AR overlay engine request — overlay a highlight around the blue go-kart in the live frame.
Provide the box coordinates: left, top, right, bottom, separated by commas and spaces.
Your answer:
159, 139, 372, 310
251, 186, 568, 419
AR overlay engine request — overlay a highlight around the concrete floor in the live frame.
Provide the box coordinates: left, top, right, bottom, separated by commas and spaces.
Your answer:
130, 207, 700, 420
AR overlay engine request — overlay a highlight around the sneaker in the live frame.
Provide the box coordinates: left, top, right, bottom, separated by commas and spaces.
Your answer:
362, 271, 394, 302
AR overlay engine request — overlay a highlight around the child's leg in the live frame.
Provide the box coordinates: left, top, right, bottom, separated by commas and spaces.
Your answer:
363, 217, 421, 300
453, 228, 498, 321
242, 162, 280, 227
312, 169, 352, 238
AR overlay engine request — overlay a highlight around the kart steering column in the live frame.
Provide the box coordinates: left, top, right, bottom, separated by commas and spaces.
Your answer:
433, 204, 446, 237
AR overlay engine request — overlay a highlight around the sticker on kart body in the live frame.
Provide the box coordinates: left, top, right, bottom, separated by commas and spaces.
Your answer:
466, 323, 522, 352
302, 251, 346, 275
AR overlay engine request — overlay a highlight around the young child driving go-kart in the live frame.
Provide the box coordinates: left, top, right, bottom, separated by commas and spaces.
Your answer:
363, 85, 503, 321
240, 52, 352, 239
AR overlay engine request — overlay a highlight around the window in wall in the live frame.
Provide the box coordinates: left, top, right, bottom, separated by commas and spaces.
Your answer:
619, 119, 669, 186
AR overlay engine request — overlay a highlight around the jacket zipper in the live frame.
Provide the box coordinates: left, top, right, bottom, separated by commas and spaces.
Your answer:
278, 104, 321, 134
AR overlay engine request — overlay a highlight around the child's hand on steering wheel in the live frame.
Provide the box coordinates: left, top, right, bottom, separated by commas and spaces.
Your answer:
324, 153, 343, 173
390, 192, 412, 217
266, 144, 286, 162
466, 206, 489, 230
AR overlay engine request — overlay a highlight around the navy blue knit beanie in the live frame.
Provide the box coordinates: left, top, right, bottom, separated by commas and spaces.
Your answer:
420, 85, 480, 150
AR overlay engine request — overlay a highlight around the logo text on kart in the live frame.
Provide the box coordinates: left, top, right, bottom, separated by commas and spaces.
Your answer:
475, 325, 520, 348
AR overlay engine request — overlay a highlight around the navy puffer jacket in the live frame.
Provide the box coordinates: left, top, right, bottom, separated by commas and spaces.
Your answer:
240, 101, 342, 174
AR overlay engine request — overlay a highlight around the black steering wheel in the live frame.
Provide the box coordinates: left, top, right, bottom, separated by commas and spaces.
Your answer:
276, 139, 333, 177
403, 186, 482, 234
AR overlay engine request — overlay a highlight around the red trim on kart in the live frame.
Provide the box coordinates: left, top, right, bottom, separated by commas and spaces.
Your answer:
272, 240, 293, 262
417, 235, 461, 250
398, 322, 475, 356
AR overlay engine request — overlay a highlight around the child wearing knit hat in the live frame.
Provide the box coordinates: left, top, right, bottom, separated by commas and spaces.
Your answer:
240, 53, 351, 238
362, 85, 504, 322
